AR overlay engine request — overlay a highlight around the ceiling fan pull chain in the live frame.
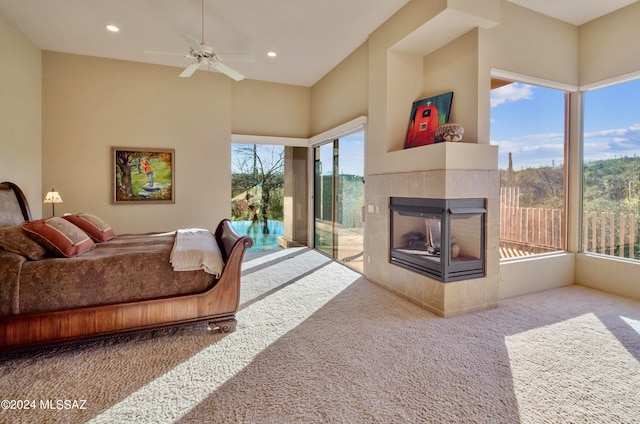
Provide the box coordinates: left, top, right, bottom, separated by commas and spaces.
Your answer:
201, 0, 205, 44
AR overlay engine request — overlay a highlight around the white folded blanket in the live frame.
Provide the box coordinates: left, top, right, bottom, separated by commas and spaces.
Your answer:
170, 228, 224, 277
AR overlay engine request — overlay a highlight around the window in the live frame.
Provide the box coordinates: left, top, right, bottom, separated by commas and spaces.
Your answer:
231, 143, 285, 250
583, 78, 640, 260
490, 79, 566, 257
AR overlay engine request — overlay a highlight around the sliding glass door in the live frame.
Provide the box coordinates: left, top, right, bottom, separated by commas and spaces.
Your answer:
313, 131, 365, 271
314, 142, 335, 257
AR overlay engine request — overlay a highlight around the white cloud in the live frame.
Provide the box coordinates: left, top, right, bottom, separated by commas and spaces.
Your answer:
521, 143, 565, 153
584, 123, 640, 140
493, 122, 640, 169
491, 83, 534, 107
492, 137, 565, 169
583, 123, 640, 157
515, 132, 565, 142
585, 128, 629, 138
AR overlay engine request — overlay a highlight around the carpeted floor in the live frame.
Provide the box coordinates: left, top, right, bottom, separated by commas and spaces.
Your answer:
1, 247, 639, 423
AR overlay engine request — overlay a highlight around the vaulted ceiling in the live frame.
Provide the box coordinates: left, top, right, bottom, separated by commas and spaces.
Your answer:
0, 0, 637, 87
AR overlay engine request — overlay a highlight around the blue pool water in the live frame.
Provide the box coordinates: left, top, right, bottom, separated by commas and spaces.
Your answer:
231, 220, 284, 251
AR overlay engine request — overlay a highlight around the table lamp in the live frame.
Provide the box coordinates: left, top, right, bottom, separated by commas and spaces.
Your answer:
43, 189, 63, 216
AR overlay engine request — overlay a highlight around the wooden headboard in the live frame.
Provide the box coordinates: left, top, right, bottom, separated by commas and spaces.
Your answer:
0, 182, 32, 226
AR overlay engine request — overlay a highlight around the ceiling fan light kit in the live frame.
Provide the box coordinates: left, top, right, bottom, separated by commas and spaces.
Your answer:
143, 0, 253, 81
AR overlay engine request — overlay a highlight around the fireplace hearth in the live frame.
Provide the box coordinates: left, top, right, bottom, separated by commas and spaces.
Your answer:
389, 197, 486, 282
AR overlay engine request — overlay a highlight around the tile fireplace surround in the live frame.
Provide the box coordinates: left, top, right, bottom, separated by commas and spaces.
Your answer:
364, 166, 500, 317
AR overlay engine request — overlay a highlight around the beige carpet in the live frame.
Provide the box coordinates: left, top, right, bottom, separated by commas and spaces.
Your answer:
1, 247, 639, 423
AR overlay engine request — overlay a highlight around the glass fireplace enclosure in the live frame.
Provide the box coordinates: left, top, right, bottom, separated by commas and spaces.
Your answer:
390, 197, 486, 282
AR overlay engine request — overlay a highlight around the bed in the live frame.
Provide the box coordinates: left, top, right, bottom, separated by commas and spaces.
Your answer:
0, 181, 253, 352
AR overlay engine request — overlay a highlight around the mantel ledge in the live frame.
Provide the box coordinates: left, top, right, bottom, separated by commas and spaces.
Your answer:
382, 142, 498, 173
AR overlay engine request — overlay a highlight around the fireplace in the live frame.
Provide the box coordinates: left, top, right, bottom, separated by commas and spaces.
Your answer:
389, 197, 486, 282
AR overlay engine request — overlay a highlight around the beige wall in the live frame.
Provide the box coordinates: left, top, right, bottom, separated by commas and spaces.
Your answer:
310, 42, 369, 135
482, 1, 578, 87
575, 254, 640, 299
42, 52, 309, 234
579, 1, 640, 87
42, 52, 232, 233
367, 0, 451, 175
499, 253, 576, 299
364, 0, 501, 173
0, 10, 42, 217
232, 79, 310, 137
423, 29, 479, 144
477, 0, 578, 144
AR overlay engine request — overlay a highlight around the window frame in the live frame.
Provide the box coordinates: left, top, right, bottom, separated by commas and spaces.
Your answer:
490, 69, 577, 259
579, 74, 640, 260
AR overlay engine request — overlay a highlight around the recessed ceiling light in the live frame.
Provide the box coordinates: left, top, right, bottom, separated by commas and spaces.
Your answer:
267, 51, 277, 58
105, 24, 119, 32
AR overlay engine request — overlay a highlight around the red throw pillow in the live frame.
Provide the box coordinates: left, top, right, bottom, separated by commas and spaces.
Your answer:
21, 217, 95, 258
64, 213, 115, 243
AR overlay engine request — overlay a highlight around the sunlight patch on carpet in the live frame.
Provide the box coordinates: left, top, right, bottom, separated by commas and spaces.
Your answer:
621, 316, 640, 335
239, 249, 332, 306
87, 259, 360, 423
505, 313, 640, 422
241, 247, 308, 271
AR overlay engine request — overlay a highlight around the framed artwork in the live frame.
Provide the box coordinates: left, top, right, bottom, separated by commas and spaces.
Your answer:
112, 147, 175, 204
404, 91, 453, 148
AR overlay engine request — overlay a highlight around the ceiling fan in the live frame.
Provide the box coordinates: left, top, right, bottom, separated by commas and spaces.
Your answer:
143, 0, 254, 80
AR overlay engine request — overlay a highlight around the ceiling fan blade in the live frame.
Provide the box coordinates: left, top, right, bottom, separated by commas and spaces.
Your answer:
142, 50, 191, 59
212, 61, 245, 81
181, 34, 203, 54
179, 61, 202, 78
216, 54, 255, 63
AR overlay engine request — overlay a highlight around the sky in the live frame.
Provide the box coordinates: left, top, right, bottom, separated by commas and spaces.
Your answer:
338, 131, 365, 176
490, 78, 640, 170
312, 131, 366, 177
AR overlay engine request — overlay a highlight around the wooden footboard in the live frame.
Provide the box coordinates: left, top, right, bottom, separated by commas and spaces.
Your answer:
0, 219, 253, 352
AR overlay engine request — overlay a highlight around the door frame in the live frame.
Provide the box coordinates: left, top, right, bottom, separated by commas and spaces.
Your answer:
307, 116, 367, 255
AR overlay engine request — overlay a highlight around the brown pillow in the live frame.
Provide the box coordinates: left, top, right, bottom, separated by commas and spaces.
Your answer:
0, 225, 48, 260
21, 217, 95, 258
64, 213, 115, 242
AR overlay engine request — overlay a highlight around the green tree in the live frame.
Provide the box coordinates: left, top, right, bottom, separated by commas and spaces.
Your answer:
338, 174, 365, 228
502, 155, 640, 258
500, 164, 564, 208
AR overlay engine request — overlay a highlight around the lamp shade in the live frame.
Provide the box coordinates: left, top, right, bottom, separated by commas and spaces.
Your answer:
43, 190, 63, 204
